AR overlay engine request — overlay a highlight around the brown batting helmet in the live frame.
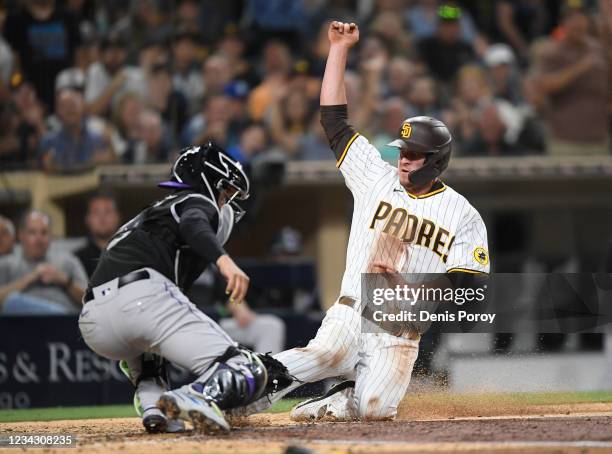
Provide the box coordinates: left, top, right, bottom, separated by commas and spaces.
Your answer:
387, 116, 452, 186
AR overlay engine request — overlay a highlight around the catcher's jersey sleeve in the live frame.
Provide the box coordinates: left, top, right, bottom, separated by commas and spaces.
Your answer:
445, 210, 490, 274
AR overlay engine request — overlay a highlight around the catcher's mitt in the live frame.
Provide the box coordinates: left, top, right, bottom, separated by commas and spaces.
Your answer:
256, 353, 295, 397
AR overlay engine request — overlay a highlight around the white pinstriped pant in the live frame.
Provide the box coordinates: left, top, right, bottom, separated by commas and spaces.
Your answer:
271, 301, 419, 420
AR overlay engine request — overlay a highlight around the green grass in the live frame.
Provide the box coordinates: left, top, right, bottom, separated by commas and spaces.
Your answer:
0, 399, 302, 424
2, 392, 612, 424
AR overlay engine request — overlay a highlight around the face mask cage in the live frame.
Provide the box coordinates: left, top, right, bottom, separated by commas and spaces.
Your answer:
216, 177, 249, 224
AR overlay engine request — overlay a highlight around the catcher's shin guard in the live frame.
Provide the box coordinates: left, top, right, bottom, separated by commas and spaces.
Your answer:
195, 346, 293, 410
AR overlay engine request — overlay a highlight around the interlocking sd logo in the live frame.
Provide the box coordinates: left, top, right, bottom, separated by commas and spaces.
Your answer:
400, 123, 412, 139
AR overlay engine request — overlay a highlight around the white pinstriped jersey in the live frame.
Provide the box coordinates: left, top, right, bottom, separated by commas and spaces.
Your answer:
337, 133, 490, 301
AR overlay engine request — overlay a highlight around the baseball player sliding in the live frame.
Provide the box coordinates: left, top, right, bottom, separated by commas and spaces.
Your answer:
233, 21, 490, 421
78, 143, 292, 434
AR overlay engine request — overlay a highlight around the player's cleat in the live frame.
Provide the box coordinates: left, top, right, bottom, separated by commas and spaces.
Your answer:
142, 407, 186, 433
290, 380, 358, 422
166, 418, 186, 433
157, 386, 230, 435
142, 407, 168, 433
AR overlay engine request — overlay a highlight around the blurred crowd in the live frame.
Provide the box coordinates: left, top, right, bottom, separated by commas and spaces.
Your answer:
0, 0, 611, 172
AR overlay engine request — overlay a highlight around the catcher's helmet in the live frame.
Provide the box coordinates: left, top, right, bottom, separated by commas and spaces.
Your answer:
387, 116, 452, 186
159, 142, 250, 222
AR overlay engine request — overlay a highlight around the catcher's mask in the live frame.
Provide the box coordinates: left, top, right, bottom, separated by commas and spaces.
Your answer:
159, 142, 250, 223
387, 116, 452, 187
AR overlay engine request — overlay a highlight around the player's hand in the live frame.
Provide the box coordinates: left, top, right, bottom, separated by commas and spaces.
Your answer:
217, 254, 250, 304
367, 232, 406, 272
370, 261, 397, 274
328, 21, 359, 48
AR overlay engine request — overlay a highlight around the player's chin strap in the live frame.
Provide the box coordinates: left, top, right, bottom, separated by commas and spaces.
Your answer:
193, 346, 296, 410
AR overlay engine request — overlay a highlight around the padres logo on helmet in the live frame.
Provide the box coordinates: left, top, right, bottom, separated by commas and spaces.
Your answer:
400, 123, 412, 139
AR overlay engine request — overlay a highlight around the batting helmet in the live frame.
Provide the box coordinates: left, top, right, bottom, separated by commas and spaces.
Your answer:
387, 116, 452, 186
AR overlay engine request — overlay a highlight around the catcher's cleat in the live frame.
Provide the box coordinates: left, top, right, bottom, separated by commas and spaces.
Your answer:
157, 386, 230, 435
142, 407, 186, 433
290, 380, 358, 422
142, 407, 168, 433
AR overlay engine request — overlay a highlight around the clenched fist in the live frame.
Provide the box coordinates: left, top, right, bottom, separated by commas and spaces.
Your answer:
328, 21, 359, 48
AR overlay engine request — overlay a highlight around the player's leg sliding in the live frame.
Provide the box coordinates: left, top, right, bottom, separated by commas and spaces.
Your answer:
158, 346, 293, 434
120, 356, 186, 434
290, 380, 358, 421
289, 333, 420, 422
228, 302, 361, 419
354, 333, 420, 420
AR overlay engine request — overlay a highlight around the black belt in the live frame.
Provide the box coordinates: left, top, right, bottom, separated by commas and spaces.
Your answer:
83, 270, 151, 304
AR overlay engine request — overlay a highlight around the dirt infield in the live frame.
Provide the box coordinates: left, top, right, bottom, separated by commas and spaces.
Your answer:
2, 401, 612, 453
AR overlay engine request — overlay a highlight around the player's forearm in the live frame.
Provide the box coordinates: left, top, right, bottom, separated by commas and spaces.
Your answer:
320, 44, 350, 106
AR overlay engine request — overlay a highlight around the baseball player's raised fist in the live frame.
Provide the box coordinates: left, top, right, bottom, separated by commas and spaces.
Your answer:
328, 21, 359, 47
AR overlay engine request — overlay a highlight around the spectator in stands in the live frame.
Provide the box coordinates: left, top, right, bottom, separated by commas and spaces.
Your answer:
269, 87, 316, 158
174, 0, 202, 33
407, 76, 441, 118
0, 216, 15, 257
386, 56, 417, 98
484, 43, 523, 105
458, 102, 517, 155
406, 0, 479, 44
202, 53, 233, 99
368, 10, 411, 57
451, 64, 545, 155
448, 65, 496, 153
85, 33, 132, 117
111, 91, 143, 161
171, 29, 204, 115
417, 3, 476, 83
224, 80, 251, 132
248, 41, 292, 121
217, 31, 255, 86
495, 0, 549, 62
126, 109, 173, 164
117, 0, 172, 51
0, 75, 45, 169
532, 5, 609, 155
75, 192, 120, 277
3, 0, 81, 110
372, 97, 409, 161
227, 123, 269, 164
147, 61, 188, 139
39, 88, 112, 171
219, 301, 286, 354
181, 94, 233, 147
0, 210, 87, 315
245, 0, 305, 52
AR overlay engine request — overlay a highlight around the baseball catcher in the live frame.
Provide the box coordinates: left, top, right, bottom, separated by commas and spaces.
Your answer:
78, 143, 293, 434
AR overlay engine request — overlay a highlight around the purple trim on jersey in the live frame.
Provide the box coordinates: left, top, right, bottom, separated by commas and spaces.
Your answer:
158, 181, 192, 189
191, 382, 205, 395
244, 373, 256, 399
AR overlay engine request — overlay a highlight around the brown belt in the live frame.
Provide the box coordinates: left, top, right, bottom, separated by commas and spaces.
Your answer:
337, 296, 420, 340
